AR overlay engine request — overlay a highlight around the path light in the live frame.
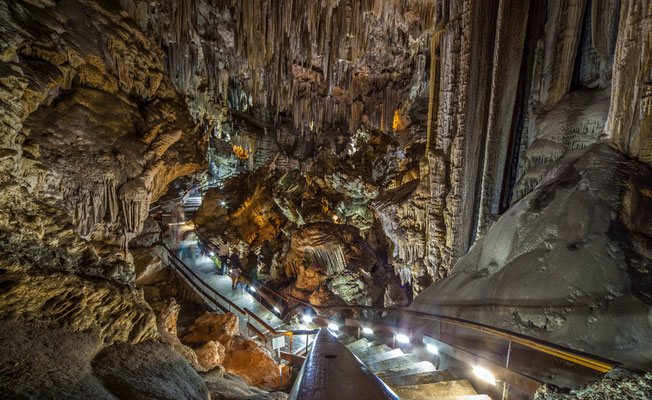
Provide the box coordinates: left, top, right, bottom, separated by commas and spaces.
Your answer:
220, 200, 227, 207
209, 251, 214, 256
273, 307, 280, 314
473, 366, 496, 385
426, 344, 439, 354
362, 327, 373, 335
249, 286, 256, 293
328, 323, 339, 331
395, 334, 410, 343
302, 314, 313, 323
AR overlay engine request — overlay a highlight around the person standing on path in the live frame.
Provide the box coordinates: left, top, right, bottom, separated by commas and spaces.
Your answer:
218, 243, 229, 275
230, 249, 242, 290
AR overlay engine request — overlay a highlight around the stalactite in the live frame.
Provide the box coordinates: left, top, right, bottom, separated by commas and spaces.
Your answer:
118, 0, 437, 134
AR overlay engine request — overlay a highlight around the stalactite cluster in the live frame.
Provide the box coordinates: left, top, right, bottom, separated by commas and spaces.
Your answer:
118, 0, 437, 134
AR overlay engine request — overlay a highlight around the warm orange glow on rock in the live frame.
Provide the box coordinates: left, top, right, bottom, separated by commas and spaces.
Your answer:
233, 145, 250, 159
392, 109, 401, 131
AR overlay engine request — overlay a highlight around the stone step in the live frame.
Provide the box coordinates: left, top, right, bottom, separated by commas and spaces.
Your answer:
345, 338, 371, 353
381, 370, 456, 388
352, 342, 392, 358
369, 354, 420, 372
401, 395, 491, 400
393, 380, 481, 400
354, 344, 392, 359
375, 361, 437, 378
361, 348, 404, 365
338, 335, 359, 346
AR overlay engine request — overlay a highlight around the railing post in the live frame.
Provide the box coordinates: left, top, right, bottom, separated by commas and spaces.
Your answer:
289, 334, 293, 355
502, 339, 513, 400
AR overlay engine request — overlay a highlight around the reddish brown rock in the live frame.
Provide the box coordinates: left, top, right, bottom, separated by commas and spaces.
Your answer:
222, 336, 291, 391
180, 312, 239, 349
194, 341, 226, 371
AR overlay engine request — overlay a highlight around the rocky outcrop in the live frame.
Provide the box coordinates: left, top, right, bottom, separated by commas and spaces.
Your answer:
410, 144, 652, 383
180, 311, 290, 390
181, 312, 240, 349
92, 340, 209, 400
1, 0, 205, 250
535, 369, 652, 400
0, 320, 209, 400
202, 371, 289, 400
222, 335, 291, 392
195, 340, 226, 371
0, 1, 208, 398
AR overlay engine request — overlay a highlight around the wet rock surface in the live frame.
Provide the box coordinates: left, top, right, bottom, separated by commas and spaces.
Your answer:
410, 144, 652, 381
534, 369, 652, 400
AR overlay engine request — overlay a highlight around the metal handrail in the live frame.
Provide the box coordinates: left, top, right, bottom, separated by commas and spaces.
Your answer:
163, 241, 246, 315
189, 218, 616, 374
155, 187, 617, 393
162, 240, 319, 345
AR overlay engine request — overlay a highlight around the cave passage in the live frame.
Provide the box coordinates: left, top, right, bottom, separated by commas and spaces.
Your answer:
1, 1, 651, 399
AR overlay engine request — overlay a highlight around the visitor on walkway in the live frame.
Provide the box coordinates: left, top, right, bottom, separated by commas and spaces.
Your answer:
230, 249, 242, 290
218, 243, 229, 275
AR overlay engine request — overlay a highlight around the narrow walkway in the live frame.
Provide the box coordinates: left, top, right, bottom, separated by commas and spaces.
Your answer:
166, 234, 309, 354
174, 238, 283, 334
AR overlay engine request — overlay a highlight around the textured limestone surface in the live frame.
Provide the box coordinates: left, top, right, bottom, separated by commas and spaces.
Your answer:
202, 371, 289, 400
180, 311, 291, 391
0, 320, 209, 400
1, 0, 205, 249
535, 369, 652, 400
410, 144, 652, 381
0, 1, 210, 398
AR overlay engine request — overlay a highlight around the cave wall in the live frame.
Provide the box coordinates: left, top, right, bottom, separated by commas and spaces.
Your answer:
133, 0, 652, 294
0, 1, 209, 397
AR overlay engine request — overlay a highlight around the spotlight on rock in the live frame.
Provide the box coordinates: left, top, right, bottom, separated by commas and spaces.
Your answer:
473, 366, 496, 385
395, 334, 410, 343
426, 344, 439, 354
302, 315, 313, 323
362, 327, 373, 335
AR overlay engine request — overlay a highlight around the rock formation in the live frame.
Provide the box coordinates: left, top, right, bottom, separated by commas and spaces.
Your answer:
1, 0, 652, 398
180, 311, 291, 391
409, 144, 652, 384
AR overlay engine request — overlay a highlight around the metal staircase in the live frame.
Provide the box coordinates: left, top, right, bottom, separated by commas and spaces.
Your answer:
344, 337, 491, 400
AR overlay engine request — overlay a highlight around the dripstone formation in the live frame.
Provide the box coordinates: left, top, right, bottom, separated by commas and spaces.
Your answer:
0, 0, 651, 399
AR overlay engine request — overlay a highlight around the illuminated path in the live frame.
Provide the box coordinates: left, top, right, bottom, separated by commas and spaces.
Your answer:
170, 237, 309, 353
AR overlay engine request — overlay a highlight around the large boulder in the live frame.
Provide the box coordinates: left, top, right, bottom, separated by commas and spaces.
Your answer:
132, 245, 169, 286
0, 320, 209, 400
222, 336, 291, 391
410, 144, 652, 383
195, 340, 226, 371
92, 340, 209, 400
202, 371, 289, 400
180, 312, 239, 349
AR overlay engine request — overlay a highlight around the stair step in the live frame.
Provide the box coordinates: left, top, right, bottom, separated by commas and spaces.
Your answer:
375, 361, 437, 378
339, 335, 359, 346
393, 380, 481, 400
369, 354, 420, 372
362, 348, 404, 365
345, 338, 371, 352
354, 344, 392, 359
401, 395, 491, 400
381, 370, 456, 388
